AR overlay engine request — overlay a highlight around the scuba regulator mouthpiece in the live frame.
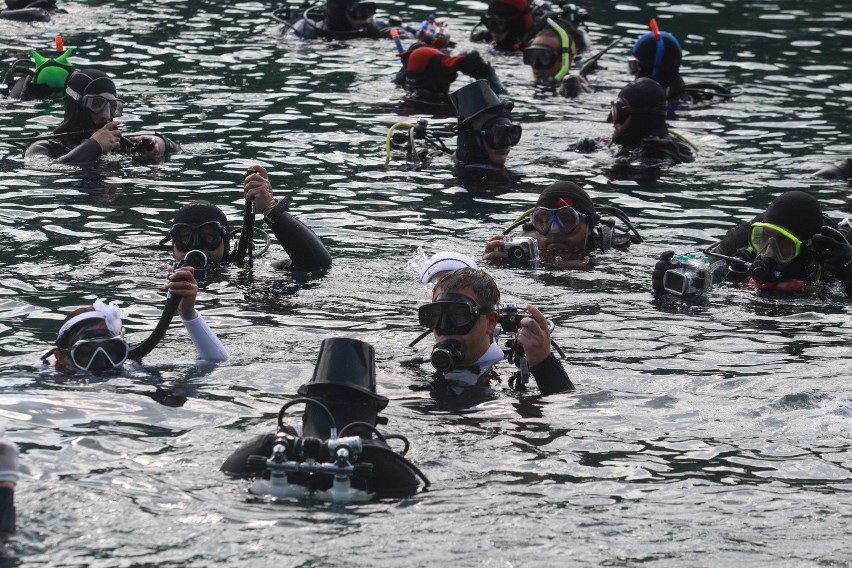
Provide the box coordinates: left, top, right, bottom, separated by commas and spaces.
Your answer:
430, 339, 464, 373
750, 256, 781, 284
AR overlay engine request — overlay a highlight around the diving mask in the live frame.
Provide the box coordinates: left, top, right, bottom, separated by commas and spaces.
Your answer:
65, 329, 129, 372
749, 222, 806, 264
531, 205, 587, 236
170, 221, 226, 253
419, 293, 494, 335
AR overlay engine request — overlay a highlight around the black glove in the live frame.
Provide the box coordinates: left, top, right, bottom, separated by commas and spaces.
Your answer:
651, 250, 677, 295
559, 75, 582, 98
812, 225, 852, 280
570, 137, 597, 153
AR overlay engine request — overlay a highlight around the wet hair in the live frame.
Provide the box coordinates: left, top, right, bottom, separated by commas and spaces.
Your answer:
433, 268, 500, 309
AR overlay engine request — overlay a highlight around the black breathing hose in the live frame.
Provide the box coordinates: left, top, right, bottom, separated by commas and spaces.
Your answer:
127, 293, 179, 360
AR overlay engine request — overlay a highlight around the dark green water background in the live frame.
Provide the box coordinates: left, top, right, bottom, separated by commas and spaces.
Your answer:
0, 0, 850, 565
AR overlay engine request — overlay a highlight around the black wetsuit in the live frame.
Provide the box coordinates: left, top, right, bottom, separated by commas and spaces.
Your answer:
262, 199, 332, 271
0, 0, 57, 21
24, 134, 181, 165
614, 134, 694, 167
707, 217, 852, 295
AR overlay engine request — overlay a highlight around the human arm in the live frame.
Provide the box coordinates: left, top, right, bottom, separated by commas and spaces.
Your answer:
166, 266, 229, 362
453, 50, 508, 95
518, 304, 574, 394
244, 165, 332, 271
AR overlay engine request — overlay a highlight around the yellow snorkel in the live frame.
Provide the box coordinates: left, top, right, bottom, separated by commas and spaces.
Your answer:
546, 18, 571, 82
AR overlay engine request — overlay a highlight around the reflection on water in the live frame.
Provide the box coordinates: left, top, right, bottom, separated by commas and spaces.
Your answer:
0, 0, 850, 564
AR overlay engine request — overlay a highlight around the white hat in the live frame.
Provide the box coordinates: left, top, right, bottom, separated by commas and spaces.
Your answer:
419, 252, 478, 284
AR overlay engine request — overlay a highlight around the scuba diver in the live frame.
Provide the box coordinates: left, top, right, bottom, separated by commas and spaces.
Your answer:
405, 267, 574, 398
451, 79, 521, 171
221, 337, 429, 501
523, 16, 591, 97
1, 37, 73, 100
393, 42, 507, 106
24, 69, 180, 165
652, 191, 852, 298
629, 19, 741, 106
575, 78, 695, 167
0, 0, 59, 21
419, 251, 478, 284
280, 0, 394, 40
164, 166, 332, 270
0, 428, 16, 543
41, 270, 229, 376
482, 181, 643, 270
383, 80, 520, 177
471, 0, 589, 54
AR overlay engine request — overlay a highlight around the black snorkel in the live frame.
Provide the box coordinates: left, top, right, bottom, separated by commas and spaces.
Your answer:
127, 250, 208, 360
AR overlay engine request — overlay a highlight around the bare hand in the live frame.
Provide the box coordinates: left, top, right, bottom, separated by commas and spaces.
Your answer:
483, 234, 508, 263
127, 135, 166, 158
243, 164, 277, 215
165, 265, 198, 314
90, 121, 122, 154
516, 304, 552, 367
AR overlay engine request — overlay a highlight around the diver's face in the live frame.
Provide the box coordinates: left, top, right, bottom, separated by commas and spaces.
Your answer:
529, 35, 562, 81
431, 286, 497, 365
89, 92, 117, 127
483, 139, 510, 167
535, 220, 591, 265
173, 242, 225, 264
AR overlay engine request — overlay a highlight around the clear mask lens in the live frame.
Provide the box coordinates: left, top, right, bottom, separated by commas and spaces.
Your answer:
170, 222, 225, 252
531, 206, 586, 236
82, 95, 124, 118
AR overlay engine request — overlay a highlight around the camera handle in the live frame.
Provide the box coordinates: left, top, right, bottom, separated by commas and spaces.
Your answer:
504, 334, 530, 390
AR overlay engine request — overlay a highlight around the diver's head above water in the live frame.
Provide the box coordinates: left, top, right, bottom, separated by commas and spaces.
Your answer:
451, 80, 520, 167
167, 201, 230, 264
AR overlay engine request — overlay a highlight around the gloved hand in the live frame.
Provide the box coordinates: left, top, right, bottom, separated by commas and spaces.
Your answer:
651, 250, 677, 295
812, 225, 852, 280
570, 137, 597, 153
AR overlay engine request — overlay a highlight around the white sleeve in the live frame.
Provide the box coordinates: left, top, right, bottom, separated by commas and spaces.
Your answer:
180, 311, 230, 362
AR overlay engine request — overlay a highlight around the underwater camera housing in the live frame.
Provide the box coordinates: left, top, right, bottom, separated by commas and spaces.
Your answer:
502, 236, 539, 267
248, 338, 391, 503
131, 138, 155, 156
498, 303, 523, 333
663, 253, 710, 296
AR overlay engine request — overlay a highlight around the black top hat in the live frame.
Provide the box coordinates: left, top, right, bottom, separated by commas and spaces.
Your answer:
450, 79, 513, 130
298, 337, 388, 410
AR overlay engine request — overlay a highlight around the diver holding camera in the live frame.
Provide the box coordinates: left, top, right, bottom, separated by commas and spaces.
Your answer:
652, 191, 852, 298
405, 268, 574, 396
483, 181, 642, 270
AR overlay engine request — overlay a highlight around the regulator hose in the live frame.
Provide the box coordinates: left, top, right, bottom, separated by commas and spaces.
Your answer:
127, 293, 179, 361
